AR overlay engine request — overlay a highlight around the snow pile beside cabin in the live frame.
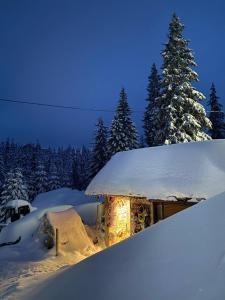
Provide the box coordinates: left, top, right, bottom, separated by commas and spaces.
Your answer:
0, 189, 102, 299
21, 191, 225, 300
42, 208, 96, 255
86, 139, 225, 200
33, 187, 98, 209
0, 189, 99, 244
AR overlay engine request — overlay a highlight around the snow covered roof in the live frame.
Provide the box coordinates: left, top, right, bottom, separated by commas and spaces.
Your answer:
86, 140, 225, 200
20, 191, 225, 300
6, 199, 31, 208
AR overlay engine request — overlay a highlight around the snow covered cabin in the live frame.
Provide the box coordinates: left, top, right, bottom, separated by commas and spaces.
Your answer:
86, 140, 225, 246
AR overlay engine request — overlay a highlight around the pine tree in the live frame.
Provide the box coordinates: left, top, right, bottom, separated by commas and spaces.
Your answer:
27, 150, 40, 201
143, 63, 161, 146
0, 154, 5, 190
48, 161, 61, 191
155, 14, 211, 145
0, 168, 28, 222
107, 88, 138, 158
139, 135, 145, 148
72, 155, 80, 190
72, 147, 91, 190
78, 146, 91, 190
34, 163, 48, 195
89, 118, 108, 179
207, 83, 225, 139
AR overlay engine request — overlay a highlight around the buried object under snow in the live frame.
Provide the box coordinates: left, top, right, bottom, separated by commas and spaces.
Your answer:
37, 208, 96, 255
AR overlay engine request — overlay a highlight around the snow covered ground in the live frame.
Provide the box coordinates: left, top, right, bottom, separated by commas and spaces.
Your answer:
18, 191, 225, 300
0, 188, 100, 300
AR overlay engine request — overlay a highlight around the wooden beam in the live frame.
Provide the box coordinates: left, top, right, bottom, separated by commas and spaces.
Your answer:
150, 202, 154, 225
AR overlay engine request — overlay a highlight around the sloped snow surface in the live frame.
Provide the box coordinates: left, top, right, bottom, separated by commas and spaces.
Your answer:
22, 192, 225, 300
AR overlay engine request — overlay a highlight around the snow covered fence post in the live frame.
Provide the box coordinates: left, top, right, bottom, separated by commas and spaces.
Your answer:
55, 228, 59, 256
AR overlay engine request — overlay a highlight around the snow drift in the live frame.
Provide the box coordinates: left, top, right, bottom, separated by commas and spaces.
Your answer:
40, 208, 95, 254
22, 191, 225, 300
0, 188, 98, 245
33, 188, 97, 209
86, 139, 225, 200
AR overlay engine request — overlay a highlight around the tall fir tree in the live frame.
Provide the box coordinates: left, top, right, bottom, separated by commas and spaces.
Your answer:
155, 14, 211, 145
34, 163, 48, 196
139, 135, 145, 148
89, 118, 108, 179
72, 147, 90, 190
72, 155, 80, 190
48, 161, 61, 191
207, 83, 225, 139
0, 154, 5, 190
107, 88, 138, 158
0, 168, 28, 222
143, 63, 161, 146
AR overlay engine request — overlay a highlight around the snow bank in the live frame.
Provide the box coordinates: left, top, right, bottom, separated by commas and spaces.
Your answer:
22, 192, 225, 300
6, 199, 33, 210
86, 139, 225, 200
33, 188, 97, 209
0, 205, 72, 245
0, 189, 99, 245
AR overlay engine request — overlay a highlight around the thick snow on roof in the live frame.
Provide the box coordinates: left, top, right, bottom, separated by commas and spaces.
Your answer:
6, 200, 31, 209
86, 140, 225, 200
21, 192, 225, 300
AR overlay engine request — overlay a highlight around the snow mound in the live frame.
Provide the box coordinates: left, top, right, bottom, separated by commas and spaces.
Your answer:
6, 199, 33, 210
43, 208, 95, 254
0, 205, 72, 245
86, 139, 225, 200
33, 188, 97, 209
75, 203, 99, 225
0, 189, 99, 245
22, 192, 225, 300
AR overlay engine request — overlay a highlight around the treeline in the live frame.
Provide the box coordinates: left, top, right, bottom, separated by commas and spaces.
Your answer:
0, 141, 90, 205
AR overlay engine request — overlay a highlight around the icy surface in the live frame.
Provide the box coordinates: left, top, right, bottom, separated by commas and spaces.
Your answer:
86, 140, 225, 200
21, 191, 225, 300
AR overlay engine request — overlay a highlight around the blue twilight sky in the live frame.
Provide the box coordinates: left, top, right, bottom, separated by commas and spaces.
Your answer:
0, 0, 225, 147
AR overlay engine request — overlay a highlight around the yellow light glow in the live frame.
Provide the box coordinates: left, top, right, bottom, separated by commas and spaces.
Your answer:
106, 196, 130, 246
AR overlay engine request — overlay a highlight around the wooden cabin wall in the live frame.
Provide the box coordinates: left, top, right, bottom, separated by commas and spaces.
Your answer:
104, 196, 131, 246
153, 201, 195, 221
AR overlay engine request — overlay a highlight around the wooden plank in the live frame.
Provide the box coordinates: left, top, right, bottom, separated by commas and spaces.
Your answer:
150, 202, 154, 225
55, 228, 59, 256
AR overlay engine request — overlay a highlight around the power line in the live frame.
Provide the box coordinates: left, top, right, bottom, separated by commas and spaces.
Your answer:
0, 98, 116, 113
0, 97, 142, 113
0, 97, 223, 114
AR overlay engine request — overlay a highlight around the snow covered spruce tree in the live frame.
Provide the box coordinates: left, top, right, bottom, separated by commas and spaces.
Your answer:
72, 147, 90, 190
143, 63, 161, 146
34, 163, 48, 195
207, 83, 225, 139
48, 161, 61, 191
155, 14, 211, 145
0, 168, 28, 222
107, 88, 138, 158
89, 118, 108, 179
0, 154, 5, 191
